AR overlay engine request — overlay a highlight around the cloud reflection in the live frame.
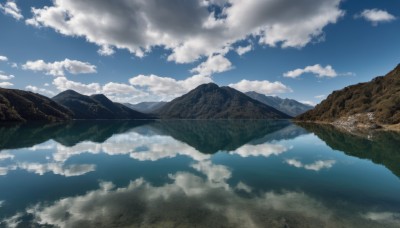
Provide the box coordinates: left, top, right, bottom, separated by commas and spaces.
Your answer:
285, 159, 336, 171
3, 170, 397, 228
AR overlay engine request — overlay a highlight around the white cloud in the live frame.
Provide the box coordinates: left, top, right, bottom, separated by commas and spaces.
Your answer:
51, 73, 213, 103
284, 64, 337, 78
229, 79, 292, 95
22, 59, 97, 77
357, 9, 396, 25
26, 0, 344, 63
53, 77, 101, 95
97, 45, 115, 56
190, 54, 233, 76
315, 95, 326, 99
0, 73, 14, 80
0, 82, 13, 88
129, 74, 213, 101
236, 44, 252, 56
285, 159, 336, 171
25, 85, 56, 97
300, 101, 316, 106
0, 56, 8, 62
0, 1, 23, 20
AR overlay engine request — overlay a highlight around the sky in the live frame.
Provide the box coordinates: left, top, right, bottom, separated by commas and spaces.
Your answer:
0, 0, 399, 105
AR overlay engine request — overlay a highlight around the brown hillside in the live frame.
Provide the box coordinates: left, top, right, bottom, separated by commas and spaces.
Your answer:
296, 64, 400, 125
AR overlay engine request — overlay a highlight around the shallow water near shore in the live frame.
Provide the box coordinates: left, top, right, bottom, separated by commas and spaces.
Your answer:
0, 120, 399, 227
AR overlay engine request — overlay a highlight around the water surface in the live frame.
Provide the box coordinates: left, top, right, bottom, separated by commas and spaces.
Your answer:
0, 120, 399, 227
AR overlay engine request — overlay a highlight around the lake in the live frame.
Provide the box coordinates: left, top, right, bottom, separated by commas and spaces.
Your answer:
0, 120, 399, 227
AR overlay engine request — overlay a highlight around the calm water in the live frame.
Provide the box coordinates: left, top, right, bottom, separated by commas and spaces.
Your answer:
0, 120, 399, 227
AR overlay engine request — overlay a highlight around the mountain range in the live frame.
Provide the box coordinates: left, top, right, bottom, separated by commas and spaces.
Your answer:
154, 83, 291, 119
0, 88, 72, 122
245, 91, 313, 117
3, 64, 400, 126
124, 102, 167, 113
296, 64, 400, 130
52, 90, 151, 120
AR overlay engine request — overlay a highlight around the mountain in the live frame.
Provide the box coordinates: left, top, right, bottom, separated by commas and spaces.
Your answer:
124, 101, 167, 113
0, 88, 72, 122
52, 90, 151, 119
296, 64, 400, 129
154, 83, 291, 119
245, 91, 313, 116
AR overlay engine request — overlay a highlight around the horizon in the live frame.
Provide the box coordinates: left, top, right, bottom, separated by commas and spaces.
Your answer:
1, 0, 399, 106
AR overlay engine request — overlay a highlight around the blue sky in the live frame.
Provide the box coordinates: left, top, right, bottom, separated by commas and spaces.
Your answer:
0, 0, 399, 105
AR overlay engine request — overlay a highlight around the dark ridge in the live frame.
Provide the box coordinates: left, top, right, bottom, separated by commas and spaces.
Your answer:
154, 83, 291, 119
0, 88, 72, 122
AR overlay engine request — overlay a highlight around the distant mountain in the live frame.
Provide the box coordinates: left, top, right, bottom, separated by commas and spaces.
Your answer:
296, 64, 400, 129
52, 90, 151, 119
155, 83, 291, 119
124, 101, 167, 113
0, 88, 72, 122
245, 91, 313, 117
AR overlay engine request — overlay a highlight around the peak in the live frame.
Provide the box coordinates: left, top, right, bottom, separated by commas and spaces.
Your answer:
91, 94, 107, 99
63, 89, 80, 95
53, 89, 82, 98
195, 83, 220, 90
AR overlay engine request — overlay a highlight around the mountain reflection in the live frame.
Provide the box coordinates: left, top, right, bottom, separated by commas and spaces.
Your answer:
0, 120, 153, 150
298, 123, 400, 178
0, 120, 302, 153
148, 120, 299, 154
1, 121, 400, 227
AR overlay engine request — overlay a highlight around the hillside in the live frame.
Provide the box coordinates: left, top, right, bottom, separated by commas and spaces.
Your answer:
296, 64, 400, 129
0, 88, 72, 122
154, 83, 291, 119
125, 101, 167, 113
52, 90, 151, 119
245, 91, 313, 116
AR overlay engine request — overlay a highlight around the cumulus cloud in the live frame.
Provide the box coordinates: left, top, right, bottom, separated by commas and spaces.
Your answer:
357, 9, 396, 25
22, 59, 97, 77
236, 44, 252, 56
284, 64, 338, 78
285, 159, 336, 171
26, 0, 344, 63
0, 82, 13, 87
0, 1, 23, 20
0, 73, 14, 80
25, 85, 56, 97
190, 54, 233, 76
0, 56, 8, 62
51, 73, 213, 103
315, 94, 326, 99
97, 45, 115, 56
229, 79, 292, 95
129, 74, 213, 101
53, 77, 101, 94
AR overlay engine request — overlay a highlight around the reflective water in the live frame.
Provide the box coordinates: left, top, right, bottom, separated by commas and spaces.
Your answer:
0, 120, 399, 227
